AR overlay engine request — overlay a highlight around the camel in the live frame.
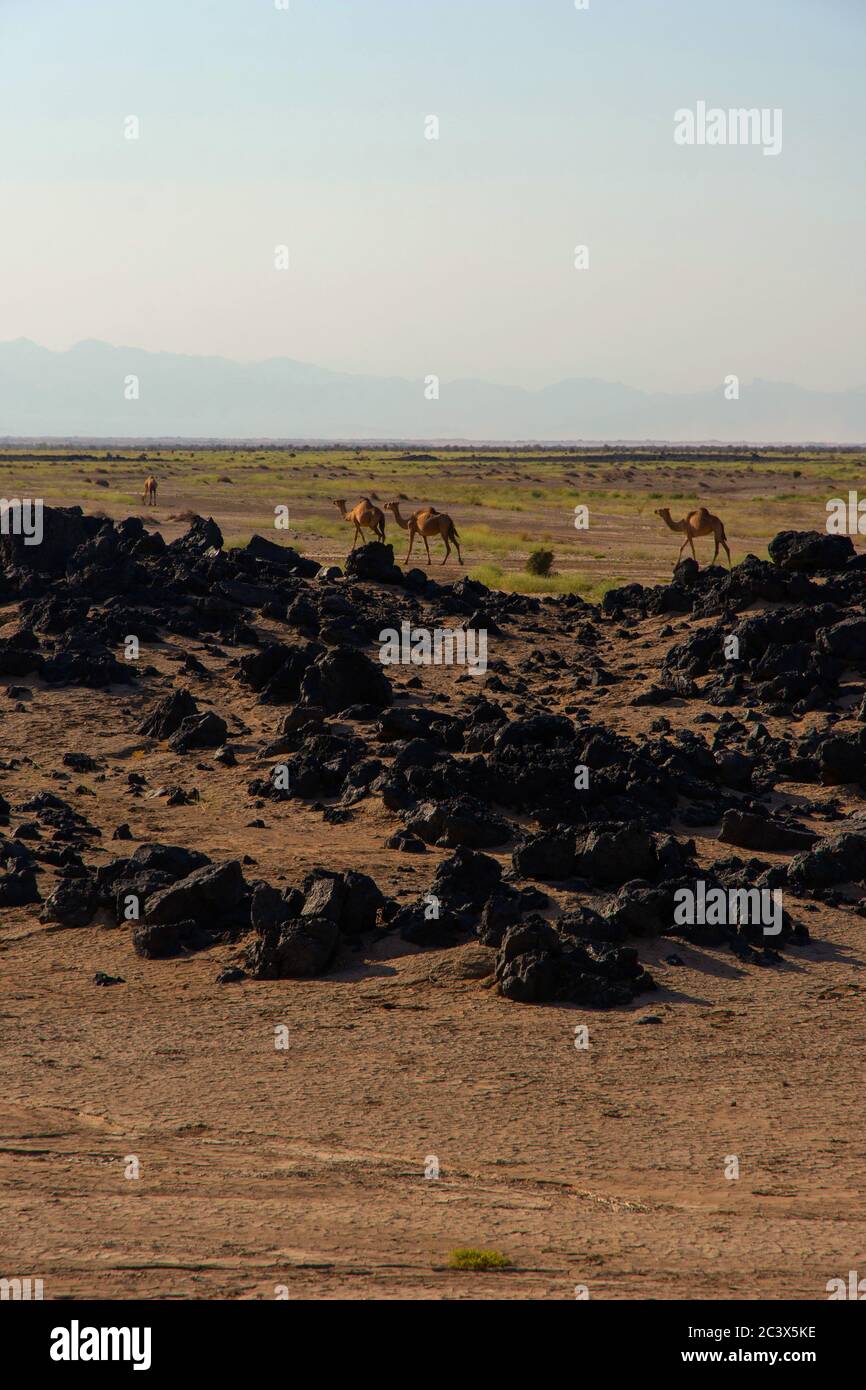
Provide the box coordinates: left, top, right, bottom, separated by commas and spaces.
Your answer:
332, 497, 385, 549
141, 475, 158, 506
384, 501, 463, 566
655, 506, 731, 568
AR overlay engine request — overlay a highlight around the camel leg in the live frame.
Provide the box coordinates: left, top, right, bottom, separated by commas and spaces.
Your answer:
723, 540, 731, 567
677, 538, 689, 564
405, 527, 416, 565
352, 522, 361, 551
453, 535, 463, 565
441, 535, 450, 564
422, 534, 431, 565
688, 536, 698, 562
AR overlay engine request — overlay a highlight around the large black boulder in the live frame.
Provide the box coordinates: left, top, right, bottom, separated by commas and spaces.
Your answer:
818, 616, 866, 665
819, 733, 866, 786
132, 919, 214, 958
494, 919, 655, 1006
41, 637, 134, 688
237, 640, 323, 704
407, 797, 511, 849
242, 533, 319, 577
167, 515, 223, 557
40, 873, 97, 927
573, 827, 658, 886
301, 645, 392, 715
144, 860, 246, 926
122, 843, 210, 880
768, 530, 854, 572
430, 847, 501, 912
0, 632, 44, 677
246, 915, 340, 978
167, 711, 227, 752
0, 866, 41, 906
788, 833, 866, 893
512, 829, 575, 880
138, 689, 198, 739
719, 810, 817, 854
344, 541, 402, 584
0, 503, 94, 574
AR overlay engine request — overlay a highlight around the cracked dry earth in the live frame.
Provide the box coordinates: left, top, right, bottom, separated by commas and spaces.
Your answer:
1, 586, 865, 1301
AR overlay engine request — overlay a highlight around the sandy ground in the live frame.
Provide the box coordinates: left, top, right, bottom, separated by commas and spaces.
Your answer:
2, 573, 865, 1301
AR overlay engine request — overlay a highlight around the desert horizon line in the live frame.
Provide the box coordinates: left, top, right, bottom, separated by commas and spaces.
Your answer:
2, 436, 865, 450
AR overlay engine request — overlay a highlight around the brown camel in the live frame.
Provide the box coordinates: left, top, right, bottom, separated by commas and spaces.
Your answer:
142, 475, 158, 506
332, 497, 385, 549
384, 501, 463, 565
655, 506, 731, 568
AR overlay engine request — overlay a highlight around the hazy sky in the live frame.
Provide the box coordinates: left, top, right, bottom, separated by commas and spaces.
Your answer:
2, 0, 863, 391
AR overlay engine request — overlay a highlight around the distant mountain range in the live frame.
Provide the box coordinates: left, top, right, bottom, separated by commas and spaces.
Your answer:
1, 339, 864, 443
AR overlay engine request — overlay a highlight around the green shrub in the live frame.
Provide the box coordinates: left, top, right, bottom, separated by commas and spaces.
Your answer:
526, 547, 553, 576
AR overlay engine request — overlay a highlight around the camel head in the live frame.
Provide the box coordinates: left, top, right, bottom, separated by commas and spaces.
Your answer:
654, 507, 671, 520
383, 501, 400, 515
331, 499, 345, 510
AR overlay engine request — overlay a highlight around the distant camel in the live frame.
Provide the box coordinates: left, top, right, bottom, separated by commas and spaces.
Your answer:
332, 497, 385, 549
142, 475, 158, 506
385, 501, 463, 566
655, 506, 731, 568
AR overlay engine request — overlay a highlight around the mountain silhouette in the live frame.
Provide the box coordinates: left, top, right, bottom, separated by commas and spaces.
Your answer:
1, 339, 863, 442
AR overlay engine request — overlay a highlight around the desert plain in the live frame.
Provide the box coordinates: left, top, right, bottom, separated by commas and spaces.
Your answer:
1, 443, 864, 1300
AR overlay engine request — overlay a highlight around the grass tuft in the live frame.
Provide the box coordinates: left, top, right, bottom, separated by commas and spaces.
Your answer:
447, 1248, 511, 1272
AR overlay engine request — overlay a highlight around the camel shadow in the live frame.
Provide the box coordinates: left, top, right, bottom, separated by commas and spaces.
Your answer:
791, 935, 862, 966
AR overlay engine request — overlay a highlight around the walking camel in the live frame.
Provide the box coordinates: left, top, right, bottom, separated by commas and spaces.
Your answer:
384, 501, 463, 565
332, 497, 386, 549
142, 475, 158, 506
655, 506, 731, 568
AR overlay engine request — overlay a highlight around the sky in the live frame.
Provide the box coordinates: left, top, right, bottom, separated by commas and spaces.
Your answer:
1, 0, 864, 392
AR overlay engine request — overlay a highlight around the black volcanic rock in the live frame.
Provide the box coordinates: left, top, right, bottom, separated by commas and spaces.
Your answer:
344, 541, 402, 584
167, 710, 227, 752
144, 860, 246, 926
40, 872, 98, 927
512, 829, 575, 880
573, 827, 658, 886
246, 915, 340, 978
138, 688, 198, 739
494, 918, 655, 1006
300, 645, 392, 715
407, 796, 511, 849
768, 530, 854, 572
719, 810, 817, 854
